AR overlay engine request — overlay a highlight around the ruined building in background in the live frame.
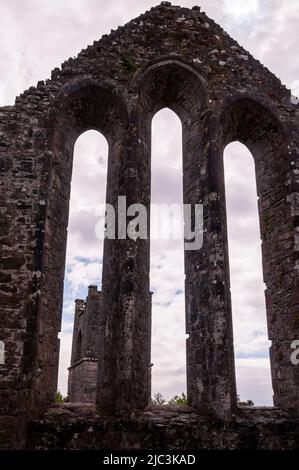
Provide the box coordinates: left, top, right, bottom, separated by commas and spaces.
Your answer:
1, 2, 299, 449
68, 286, 102, 403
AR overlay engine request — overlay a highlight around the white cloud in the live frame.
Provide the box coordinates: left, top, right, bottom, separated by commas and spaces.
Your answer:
66, 257, 102, 293
235, 358, 273, 406
222, 0, 259, 20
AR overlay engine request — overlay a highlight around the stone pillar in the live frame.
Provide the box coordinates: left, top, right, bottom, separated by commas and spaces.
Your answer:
184, 111, 237, 419
0, 103, 52, 448
97, 110, 152, 413
264, 127, 299, 415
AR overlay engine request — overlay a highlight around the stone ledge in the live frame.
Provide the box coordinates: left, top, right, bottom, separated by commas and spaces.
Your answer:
67, 358, 98, 370
27, 404, 299, 450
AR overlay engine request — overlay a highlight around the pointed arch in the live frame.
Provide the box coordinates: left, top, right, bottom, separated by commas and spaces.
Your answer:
57, 129, 109, 398
224, 141, 273, 405
220, 97, 297, 410
150, 107, 186, 400
31, 83, 128, 412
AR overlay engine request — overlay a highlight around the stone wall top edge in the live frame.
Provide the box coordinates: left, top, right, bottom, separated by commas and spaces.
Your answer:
2, 3, 296, 116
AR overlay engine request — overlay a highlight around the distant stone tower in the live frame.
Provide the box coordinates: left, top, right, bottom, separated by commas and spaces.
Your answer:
68, 286, 101, 402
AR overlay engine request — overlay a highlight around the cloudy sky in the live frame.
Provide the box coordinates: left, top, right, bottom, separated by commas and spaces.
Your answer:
1, 0, 298, 405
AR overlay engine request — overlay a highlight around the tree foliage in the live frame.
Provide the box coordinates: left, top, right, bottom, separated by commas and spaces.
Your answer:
152, 393, 254, 407
168, 392, 187, 405
151, 392, 166, 405
55, 391, 66, 403
237, 395, 255, 407
151, 392, 187, 406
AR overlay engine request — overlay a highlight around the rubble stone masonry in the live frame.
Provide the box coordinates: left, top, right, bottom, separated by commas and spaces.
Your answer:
0, 2, 299, 449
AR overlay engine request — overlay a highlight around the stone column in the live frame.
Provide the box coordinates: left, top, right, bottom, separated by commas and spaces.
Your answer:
97, 109, 152, 413
0, 101, 52, 448
264, 124, 299, 415
184, 111, 237, 419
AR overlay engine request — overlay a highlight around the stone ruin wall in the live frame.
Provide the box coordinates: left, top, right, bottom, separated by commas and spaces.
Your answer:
68, 286, 101, 403
0, 2, 299, 449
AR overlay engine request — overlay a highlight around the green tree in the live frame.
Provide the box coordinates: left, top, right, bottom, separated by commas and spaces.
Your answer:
55, 391, 65, 403
237, 395, 255, 407
168, 392, 188, 405
151, 392, 166, 405
246, 399, 255, 407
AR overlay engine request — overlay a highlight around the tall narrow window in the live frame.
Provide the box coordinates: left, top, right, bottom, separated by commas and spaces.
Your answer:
74, 330, 82, 364
150, 108, 186, 402
57, 130, 108, 398
224, 142, 273, 406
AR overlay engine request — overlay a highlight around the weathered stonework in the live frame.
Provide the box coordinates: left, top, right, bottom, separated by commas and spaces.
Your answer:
28, 404, 299, 450
68, 286, 101, 403
0, 2, 299, 449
